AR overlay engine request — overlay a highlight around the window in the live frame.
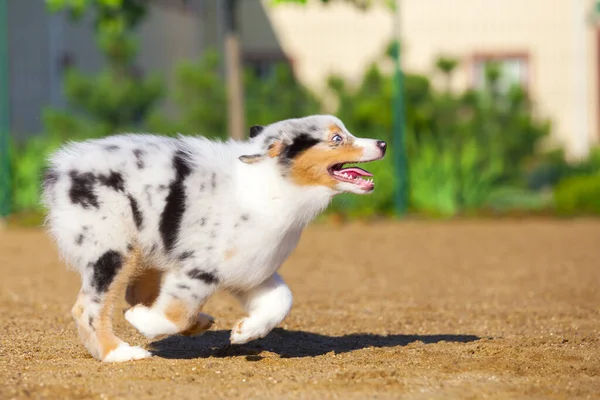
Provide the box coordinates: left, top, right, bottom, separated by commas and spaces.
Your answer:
472, 54, 529, 93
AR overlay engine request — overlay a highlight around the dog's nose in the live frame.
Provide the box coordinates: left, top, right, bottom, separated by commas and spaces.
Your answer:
376, 141, 387, 154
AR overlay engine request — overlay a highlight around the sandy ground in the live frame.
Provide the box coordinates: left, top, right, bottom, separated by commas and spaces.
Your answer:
0, 219, 599, 399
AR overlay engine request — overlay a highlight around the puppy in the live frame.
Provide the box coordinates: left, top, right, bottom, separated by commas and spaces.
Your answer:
41, 115, 387, 362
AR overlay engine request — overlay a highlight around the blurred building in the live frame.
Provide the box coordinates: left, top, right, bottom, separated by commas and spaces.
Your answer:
267, 0, 600, 159
5, 0, 600, 159
6, 0, 287, 139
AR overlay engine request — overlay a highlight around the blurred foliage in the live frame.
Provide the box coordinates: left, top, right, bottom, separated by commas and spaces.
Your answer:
8, 4, 600, 219
327, 51, 551, 217
554, 175, 600, 216
526, 147, 600, 190
148, 49, 320, 138
45, 0, 146, 64
270, 0, 396, 10
44, 0, 163, 137
10, 135, 64, 212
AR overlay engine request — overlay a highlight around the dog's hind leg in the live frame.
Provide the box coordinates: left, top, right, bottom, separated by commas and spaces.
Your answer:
72, 246, 152, 362
124, 265, 217, 339
229, 273, 293, 345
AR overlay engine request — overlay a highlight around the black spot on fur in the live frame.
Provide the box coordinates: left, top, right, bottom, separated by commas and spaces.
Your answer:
133, 149, 145, 169
91, 296, 101, 304
91, 250, 123, 293
187, 268, 219, 285
75, 234, 84, 246
42, 167, 59, 190
211, 173, 216, 191
127, 243, 134, 252
241, 214, 249, 222
176, 284, 191, 290
199, 218, 207, 226
104, 145, 120, 152
127, 194, 143, 230
178, 251, 194, 261
98, 171, 125, 192
88, 315, 94, 329
249, 125, 264, 138
69, 170, 99, 209
281, 134, 320, 160
200, 183, 205, 191
160, 151, 192, 253
150, 243, 158, 253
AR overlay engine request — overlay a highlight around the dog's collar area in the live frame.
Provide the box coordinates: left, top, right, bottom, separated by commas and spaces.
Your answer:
328, 163, 375, 191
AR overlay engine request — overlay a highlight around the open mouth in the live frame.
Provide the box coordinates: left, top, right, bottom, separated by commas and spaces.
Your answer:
328, 163, 375, 191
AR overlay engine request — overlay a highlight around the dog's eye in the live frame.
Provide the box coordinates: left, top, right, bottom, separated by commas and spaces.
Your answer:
331, 134, 343, 144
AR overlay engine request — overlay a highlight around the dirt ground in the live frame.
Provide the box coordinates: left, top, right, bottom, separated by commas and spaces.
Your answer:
0, 219, 599, 399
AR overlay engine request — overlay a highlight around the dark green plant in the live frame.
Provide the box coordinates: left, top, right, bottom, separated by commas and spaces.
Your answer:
148, 49, 321, 139
44, 0, 163, 135
326, 52, 551, 216
10, 135, 65, 212
554, 174, 600, 215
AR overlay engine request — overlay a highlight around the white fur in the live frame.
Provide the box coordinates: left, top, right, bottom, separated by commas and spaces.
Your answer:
42, 115, 385, 361
230, 273, 293, 344
103, 343, 152, 363
124, 305, 180, 339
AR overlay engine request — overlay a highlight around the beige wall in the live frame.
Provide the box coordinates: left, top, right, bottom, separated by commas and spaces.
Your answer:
400, 0, 598, 158
264, 0, 394, 92
266, 0, 599, 158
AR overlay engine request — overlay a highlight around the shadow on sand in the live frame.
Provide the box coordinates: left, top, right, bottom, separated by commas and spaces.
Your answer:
150, 328, 482, 360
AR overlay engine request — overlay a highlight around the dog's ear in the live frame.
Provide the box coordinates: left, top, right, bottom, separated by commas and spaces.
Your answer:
239, 154, 265, 164
249, 125, 264, 138
239, 141, 283, 164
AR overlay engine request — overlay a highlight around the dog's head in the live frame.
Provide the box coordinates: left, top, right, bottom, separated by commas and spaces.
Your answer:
239, 115, 387, 195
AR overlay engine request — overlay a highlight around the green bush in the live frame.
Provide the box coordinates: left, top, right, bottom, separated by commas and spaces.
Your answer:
62, 67, 163, 133
526, 147, 600, 190
326, 52, 551, 217
149, 49, 321, 138
554, 175, 600, 216
10, 134, 64, 212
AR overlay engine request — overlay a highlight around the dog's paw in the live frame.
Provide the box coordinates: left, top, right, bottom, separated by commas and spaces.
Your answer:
124, 305, 179, 339
102, 343, 152, 362
229, 318, 271, 345
181, 313, 215, 336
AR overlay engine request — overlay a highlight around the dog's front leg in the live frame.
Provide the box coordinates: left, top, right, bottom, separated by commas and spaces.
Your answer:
229, 273, 293, 345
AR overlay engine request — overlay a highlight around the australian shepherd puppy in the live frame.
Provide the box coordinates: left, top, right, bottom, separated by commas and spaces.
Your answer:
41, 115, 387, 362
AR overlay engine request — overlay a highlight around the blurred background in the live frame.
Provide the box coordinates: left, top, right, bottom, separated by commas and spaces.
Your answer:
1, 0, 600, 225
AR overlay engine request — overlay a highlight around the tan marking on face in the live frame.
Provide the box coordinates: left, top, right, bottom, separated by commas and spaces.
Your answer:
125, 267, 163, 307
224, 248, 237, 260
164, 298, 194, 330
328, 124, 342, 134
289, 145, 363, 187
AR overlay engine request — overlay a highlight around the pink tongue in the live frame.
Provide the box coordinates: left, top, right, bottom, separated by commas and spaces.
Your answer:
338, 167, 373, 178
